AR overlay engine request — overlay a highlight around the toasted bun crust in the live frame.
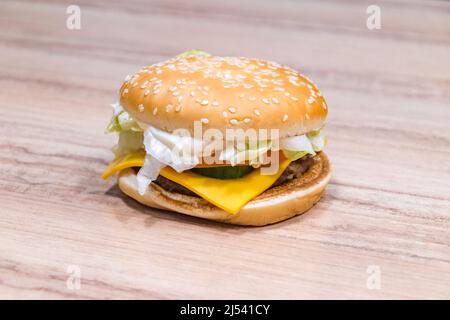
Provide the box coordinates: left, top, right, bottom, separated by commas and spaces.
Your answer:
117, 152, 331, 226
119, 53, 328, 138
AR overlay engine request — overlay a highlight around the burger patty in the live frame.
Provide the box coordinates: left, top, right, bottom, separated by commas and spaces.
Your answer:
153, 155, 315, 197
271, 155, 314, 188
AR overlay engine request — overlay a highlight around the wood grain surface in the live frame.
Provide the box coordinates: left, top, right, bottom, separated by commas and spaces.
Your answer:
0, 0, 449, 299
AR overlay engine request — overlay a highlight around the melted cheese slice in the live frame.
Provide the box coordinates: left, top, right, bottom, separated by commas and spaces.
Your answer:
102, 151, 291, 214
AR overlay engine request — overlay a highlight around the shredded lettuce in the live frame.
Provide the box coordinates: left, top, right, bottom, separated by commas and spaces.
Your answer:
137, 155, 166, 195
282, 150, 309, 161
106, 103, 144, 156
281, 131, 325, 161
219, 141, 272, 167
113, 130, 144, 157
137, 126, 203, 195
142, 126, 202, 172
177, 49, 211, 58
105, 103, 326, 194
106, 103, 142, 133
307, 130, 325, 152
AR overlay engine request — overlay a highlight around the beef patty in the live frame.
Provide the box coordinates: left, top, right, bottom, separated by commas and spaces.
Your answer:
153, 154, 315, 197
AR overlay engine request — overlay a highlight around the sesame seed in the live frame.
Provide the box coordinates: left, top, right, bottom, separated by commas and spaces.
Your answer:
190, 91, 196, 97
201, 118, 209, 124
153, 89, 160, 95
201, 100, 209, 106
323, 102, 327, 110
243, 118, 251, 123
175, 105, 182, 112
223, 111, 228, 118
230, 119, 238, 125
166, 104, 173, 112
144, 89, 150, 96
138, 104, 144, 112
239, 93, 246, 98
282, 114, 289, 122
153, 107, 158, 115
253, 109, 261, 116
228, 107, 237, 113
248, 96, 256, 101
291, 96, 298, 101
173, 91, 180, 96
305, 113, 310, 119
132, 82, 138, 87
124, 75, 132, 82
262, 98, 270, 104
284, 92, 290, 96
212, 101, 219, 107
272, 97, 279, 104
307, 97, 315, 104
122, 88, 129, 96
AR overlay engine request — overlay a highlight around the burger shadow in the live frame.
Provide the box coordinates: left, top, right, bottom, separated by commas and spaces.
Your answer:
104, 184, 322, 232
104, 185, 254, 232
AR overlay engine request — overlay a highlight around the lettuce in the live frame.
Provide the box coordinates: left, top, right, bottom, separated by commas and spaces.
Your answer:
219, 141, 272, 167
137, 126, 203, 195
282, 150, 309, 161
105, 103, 142, 133
113, 130, 144, 157
280, 131, 325, 161
142, 126, 202, 172
307, 130, 325, 152
177, 49, 211, 58
137, 155, 166, 195
105, 102, 326, 193
106, 103, 145, 158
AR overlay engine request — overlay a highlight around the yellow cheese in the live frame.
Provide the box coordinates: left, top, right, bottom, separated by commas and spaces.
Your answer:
101, 150, 146, 180
101, 151, 291, 214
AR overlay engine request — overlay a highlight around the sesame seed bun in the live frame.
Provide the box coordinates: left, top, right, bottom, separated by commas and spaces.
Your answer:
119, 54, 328, 137
117, 152, 331, 226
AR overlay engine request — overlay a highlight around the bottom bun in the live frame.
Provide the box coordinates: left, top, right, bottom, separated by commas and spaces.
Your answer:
117, 152, 331, 226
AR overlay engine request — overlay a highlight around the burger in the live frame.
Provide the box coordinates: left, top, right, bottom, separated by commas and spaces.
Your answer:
102, 50, 331, 226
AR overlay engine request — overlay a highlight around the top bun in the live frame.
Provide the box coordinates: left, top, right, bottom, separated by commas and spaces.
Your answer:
119, 51, 328, 137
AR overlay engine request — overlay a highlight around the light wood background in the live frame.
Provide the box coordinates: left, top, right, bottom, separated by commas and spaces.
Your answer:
0, 0, 449, 299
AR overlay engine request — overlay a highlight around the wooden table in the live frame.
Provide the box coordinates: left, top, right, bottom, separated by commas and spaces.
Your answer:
1, 0, 449, 299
